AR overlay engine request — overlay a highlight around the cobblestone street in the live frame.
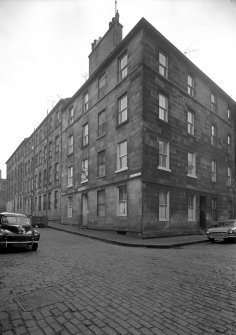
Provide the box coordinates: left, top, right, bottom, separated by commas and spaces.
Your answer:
1, 228, 236, 335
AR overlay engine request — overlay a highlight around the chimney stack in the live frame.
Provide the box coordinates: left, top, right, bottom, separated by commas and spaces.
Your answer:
89, 12, 123, 76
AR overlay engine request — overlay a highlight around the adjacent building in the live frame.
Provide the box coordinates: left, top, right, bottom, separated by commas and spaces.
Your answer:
6, 99, 69, 220
6, 15, 236, 237
0, 170, 7, 212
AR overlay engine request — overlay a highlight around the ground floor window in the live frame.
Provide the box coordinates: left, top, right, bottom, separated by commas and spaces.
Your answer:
97, 190, 105, 217
188, 194, 196, 221
118, 185, 127, 216
68, 197, 73, 218
159, 191, 169, 221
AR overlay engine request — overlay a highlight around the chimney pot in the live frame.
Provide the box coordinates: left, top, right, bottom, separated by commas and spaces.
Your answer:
115, 11, 119, 21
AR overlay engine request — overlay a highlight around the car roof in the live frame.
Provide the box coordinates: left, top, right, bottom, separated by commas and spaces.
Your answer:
0, 212, 27, 217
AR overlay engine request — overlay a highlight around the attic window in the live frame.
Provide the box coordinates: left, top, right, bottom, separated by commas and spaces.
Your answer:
119, 53, 127, 81
98, 74, 106, 99
159, 51, 168, 78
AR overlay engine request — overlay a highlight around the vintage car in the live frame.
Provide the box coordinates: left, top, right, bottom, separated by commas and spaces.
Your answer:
0, 212, 40, 251
206, 220, 236, 243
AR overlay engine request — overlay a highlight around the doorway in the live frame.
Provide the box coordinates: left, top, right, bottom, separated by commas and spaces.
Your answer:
200, 196, 206, 230
82, 194, 88, 227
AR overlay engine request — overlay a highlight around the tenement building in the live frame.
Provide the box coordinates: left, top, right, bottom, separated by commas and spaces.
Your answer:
6, 15, 236, 237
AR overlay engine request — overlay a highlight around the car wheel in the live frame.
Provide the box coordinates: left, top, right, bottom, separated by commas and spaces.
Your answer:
209, 238, 215, 243
32, 243, 38, 251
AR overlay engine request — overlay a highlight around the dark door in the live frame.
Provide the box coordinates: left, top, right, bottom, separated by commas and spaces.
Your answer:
200, 196, 206, 229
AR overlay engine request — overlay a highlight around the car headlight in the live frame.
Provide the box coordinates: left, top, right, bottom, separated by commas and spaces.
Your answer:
0, 229, 6, 236
33, 230, 40, 235
228, 229, 235, 234
206, 230, 210, 234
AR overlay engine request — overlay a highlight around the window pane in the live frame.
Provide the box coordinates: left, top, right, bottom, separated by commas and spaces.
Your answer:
119, 95, 128, 124
159, 192, 166, 205
159, 141, 168, 169
121, 155, 127, 168
120, 95, 127, 111
119, 202, 127, 215
83, 92, 89, 113
188, 111, 193, 123
118, 186, 127, 216
159, 93, 168, 122
188, 195, 195, 221
159, 191, 168, 220
120, 54, 127, 80
98, 111, 106, 136
83, 124, 88, 145
159, 94, 166, 109
98, 151, 105, 176
188, 153, 195, 175
159, 52, 166, 66
188, 75, 192, 86
118, 141, 128, 170
120, 141, 127, 157
159, 141, 167, 154
120, 54, 127, 69
159, 52, 167, 77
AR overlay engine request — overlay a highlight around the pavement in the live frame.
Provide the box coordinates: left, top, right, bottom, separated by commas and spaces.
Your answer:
47, 221, 208, 248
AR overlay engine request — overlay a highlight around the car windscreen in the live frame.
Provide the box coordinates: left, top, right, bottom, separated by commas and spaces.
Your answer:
217, 221, 236, 228
1, 216, 31, 225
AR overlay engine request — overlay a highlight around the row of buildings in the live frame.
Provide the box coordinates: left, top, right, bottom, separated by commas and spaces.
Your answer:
5, 14, 236, 237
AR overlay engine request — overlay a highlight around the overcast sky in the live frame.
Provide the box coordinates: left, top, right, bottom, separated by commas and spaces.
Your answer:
0, 0, 235, 178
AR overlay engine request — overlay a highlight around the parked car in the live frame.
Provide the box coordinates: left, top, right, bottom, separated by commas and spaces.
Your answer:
0, 212, 40, 251
206, 219, 236, 243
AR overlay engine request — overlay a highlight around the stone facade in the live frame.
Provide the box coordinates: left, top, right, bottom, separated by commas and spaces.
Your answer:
5, 16, 236, 237
141, 24, 235, 236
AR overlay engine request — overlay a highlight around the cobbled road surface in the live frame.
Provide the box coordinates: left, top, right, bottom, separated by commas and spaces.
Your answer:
1, 228, 236, 335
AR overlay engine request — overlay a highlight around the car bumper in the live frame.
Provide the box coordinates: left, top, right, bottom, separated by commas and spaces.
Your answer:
207, 233, 236, 241
0, 235, 40, 247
